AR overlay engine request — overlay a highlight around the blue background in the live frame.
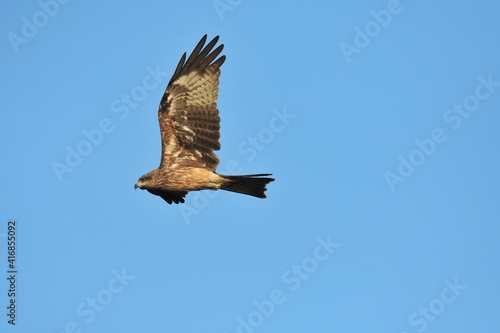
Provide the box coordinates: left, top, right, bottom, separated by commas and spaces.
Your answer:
1, 0, 499, 332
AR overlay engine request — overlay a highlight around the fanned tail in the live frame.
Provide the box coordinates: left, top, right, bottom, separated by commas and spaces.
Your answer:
221, 174, 275, 198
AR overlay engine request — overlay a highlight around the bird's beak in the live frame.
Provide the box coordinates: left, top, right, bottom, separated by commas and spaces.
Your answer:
134, 184, 139, 190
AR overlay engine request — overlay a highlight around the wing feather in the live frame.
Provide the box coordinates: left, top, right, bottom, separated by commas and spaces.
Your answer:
146, 189, 187, 204
158, 35, 226, 170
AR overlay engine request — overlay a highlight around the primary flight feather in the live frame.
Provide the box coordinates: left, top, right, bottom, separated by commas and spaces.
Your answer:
134, 35, 274, 204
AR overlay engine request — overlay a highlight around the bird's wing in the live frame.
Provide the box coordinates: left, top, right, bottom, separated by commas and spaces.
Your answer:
157, 35, 226, 171
146, 189, 188, 205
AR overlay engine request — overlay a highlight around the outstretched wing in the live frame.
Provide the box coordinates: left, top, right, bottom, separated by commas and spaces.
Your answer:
157, 35, 226, 171
146, 189, 187, 205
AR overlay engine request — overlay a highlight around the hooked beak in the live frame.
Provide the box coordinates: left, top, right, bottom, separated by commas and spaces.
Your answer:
134, 184, 139, 190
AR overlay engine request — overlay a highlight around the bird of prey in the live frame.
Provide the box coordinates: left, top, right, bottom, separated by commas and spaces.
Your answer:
134, 35, 274, 204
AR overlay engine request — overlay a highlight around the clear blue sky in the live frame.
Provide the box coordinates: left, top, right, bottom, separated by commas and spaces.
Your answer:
1, 0, 499, 332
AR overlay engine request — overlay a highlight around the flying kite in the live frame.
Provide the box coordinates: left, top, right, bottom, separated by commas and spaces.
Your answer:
134, 35, 274, 204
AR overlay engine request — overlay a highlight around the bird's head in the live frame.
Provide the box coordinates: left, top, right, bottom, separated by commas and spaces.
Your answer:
134, 172, 155, 190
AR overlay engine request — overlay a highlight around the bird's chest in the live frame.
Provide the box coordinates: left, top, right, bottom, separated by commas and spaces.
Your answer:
160, 168, 216, 191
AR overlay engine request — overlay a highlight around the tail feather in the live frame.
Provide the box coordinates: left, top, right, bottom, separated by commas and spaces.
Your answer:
221, 174, 275, 198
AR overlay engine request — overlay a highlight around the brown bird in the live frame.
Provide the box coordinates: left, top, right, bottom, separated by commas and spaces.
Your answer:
134, 35, 274, 204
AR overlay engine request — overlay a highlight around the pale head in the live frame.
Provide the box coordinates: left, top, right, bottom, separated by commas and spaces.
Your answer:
134, 170, 157, 190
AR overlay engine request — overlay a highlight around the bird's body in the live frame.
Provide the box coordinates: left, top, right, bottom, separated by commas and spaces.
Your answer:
138, 168, 224, 193
134, 35, 274, 204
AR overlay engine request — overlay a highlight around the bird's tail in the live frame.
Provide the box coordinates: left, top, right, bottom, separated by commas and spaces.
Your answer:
220, 174, 275, 198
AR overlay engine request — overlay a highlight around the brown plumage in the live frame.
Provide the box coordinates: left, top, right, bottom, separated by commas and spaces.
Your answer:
134, 35, 274, 204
